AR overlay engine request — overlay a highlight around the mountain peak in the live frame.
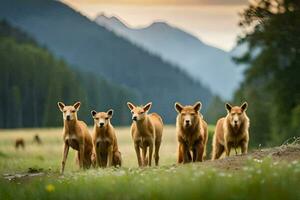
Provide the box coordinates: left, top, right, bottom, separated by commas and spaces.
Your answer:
95, 13, 127, 29
143, 21, 173, 31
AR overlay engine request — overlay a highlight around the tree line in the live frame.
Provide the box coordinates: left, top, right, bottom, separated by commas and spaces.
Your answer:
0, 20, 137, 128
234, 0, 300, 146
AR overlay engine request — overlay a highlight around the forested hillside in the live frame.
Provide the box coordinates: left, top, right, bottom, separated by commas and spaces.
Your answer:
0, 20, 137, 128
233, 0, 300, 146
0, 0, 213, 123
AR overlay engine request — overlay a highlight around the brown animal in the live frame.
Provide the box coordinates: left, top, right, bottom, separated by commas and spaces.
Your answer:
175, 101, 208, 163
57, 101, 93, 174
33, 134, 42, 145
15, 138, 25, 149
91, 109, 122, 168
127, 102, 163, 167
212, 102, 250, 160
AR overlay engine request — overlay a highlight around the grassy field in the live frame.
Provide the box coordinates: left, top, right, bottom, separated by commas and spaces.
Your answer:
0, 126, 299, 200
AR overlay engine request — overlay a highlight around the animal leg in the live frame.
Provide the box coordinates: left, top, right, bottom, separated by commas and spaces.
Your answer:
113, 151, 122, 167
194, 141, 204, 162
107, 146, 113, 167
61, 143, 69, 174
177, 143, 183, 164
79, 144, 85, 169
212, 143, 224, 160
142, 147, 148, 166
240, 140, 248, 154
182, 143, 191, 163
148, 143, 153, 167
134, 143, 142, 167
225, 142, 232, 157
154, 140, 161, 166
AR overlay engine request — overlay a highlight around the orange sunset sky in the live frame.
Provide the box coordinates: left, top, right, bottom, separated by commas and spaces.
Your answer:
61, 0, 249, 51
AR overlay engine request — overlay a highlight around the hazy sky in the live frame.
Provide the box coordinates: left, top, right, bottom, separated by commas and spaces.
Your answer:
62, 0, 248, 51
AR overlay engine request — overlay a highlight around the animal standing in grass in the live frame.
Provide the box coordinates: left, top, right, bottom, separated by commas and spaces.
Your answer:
15, 138, 25, 150
175, 101, 208, 163
127, 102, 163, 167
33, 134, 42, 145
91, 109, 122, 168
57, 102, 93, 173
212, 102, 250, 160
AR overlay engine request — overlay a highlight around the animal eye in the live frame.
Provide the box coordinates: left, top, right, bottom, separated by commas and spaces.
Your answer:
105, 117, 109, 120
63, 111, 66, 113
131, 111, 134, 114
95, 118, 99, 120
71, 110, 76, 113
140, 111, 144, 114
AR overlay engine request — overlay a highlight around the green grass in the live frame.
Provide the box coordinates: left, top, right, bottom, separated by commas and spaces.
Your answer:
0, 127, 299, 200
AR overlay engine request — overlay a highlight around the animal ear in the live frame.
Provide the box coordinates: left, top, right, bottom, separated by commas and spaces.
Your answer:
175, 102, 183, 113
225, 103, 232, 112
241, 102, 248, 112
91, 110, 97, 117
57, 102, 65, 111
193, 101, 202, 112
127, 102, 135, 111
143, 102, 152, 112
73, 102, 81, 110
107, 109, 114, 117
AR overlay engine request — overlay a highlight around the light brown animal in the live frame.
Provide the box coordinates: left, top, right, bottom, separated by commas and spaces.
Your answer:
91, 109, 122, 168
57, 102, 93, 174
212, 102, 250, 160
175, 101, 208, 163
127, 102, 163, 167
15, 138, 25, 150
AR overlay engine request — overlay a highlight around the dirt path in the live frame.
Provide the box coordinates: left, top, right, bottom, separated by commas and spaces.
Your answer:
203, 144, 300, 170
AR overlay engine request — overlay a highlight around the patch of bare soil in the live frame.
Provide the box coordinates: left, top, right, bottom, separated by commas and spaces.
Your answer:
3, 168, 47, 181
203, 144, 300, 170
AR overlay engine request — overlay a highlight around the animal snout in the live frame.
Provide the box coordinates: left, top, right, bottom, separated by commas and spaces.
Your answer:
66, 115, 71, 121
99, 122, 104, 127
185, 120, 191, 125
132, 116, 137, 121
234, 120, 238, 124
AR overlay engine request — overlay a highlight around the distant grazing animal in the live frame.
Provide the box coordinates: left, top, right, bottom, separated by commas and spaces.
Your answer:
15, 138, 25, 150
212, 102, 250, 160
57, 101, 93, 174
33, 134, 42, 145
175, 101, 208, 163
91, 109, 122, 168
127, 102, 163, 167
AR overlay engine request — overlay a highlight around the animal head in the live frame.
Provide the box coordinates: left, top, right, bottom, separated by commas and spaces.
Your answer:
175, 101, 202, 128
225, 102, 248, 128
57, 102, 81, 121
91, 109, 113, 128
127, 102, 152, 121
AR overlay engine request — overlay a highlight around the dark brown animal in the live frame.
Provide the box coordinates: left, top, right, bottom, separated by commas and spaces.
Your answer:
33, 134, 42, 145
15, 138, 25, 150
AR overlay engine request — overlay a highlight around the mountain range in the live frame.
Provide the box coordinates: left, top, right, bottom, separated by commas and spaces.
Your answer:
0, 0, 213, 123
95, 14, 245, 99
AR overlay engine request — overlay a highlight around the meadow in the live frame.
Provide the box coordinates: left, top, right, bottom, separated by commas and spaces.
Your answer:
0, 126, 299, 200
